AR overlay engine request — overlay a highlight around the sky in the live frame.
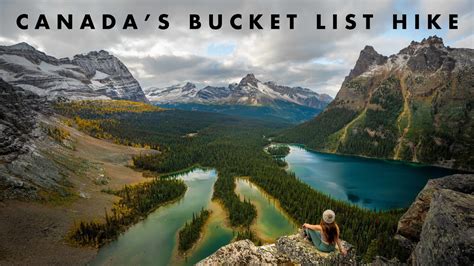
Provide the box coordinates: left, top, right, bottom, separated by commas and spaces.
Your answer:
0, 0, 472, 97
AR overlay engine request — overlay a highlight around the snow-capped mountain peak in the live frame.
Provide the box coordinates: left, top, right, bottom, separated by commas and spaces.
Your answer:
239, 73, 259, 87
9, 42, 37, 51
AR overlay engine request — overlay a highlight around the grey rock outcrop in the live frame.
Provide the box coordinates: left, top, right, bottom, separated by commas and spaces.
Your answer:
395, 174, 474, 265
198, 232, 355, 265
402, 36, 450, 72
0, 79, 45, 162
196, 239, 291, 265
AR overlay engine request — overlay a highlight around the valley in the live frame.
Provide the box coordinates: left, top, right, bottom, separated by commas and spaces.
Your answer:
0, 35, 472, 265
48, 100, 408, 262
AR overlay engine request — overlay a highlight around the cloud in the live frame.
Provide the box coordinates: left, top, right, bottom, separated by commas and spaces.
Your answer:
0, 0, 471, 96
452, 34, 474, 48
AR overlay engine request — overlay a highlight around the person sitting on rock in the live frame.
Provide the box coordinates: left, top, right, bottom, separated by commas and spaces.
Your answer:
302, 209, 347, 255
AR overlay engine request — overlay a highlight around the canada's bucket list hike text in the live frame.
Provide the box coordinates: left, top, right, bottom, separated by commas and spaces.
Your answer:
16, 13, 460, 31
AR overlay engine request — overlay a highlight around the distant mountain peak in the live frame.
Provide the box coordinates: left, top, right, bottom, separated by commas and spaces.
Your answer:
74, 49, 112, 59
361, 45, 377, 53
239, 73, 259, 87
8, 42, 37, 51
182, 82, 196, 91
244, 73, 256, 79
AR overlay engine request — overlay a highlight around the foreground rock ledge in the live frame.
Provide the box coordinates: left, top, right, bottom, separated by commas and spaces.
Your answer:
197, 232, 355, 265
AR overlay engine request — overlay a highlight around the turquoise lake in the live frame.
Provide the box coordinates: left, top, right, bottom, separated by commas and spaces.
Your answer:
92, 168, 295, 265
92, 169, 233, 266
91, 146, 463, 265
285, 145, 461, 210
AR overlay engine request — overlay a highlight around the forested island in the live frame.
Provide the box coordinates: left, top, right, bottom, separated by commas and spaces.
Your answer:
267, 145, 290, 157
178, 209, 211, 252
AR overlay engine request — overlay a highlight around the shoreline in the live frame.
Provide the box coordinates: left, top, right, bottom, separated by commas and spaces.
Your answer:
158, 164, 212, 178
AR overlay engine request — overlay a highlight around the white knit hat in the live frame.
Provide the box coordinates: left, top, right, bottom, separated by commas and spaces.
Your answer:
322, 209, 335, 224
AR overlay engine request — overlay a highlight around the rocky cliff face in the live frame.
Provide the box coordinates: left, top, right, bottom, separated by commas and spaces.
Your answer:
198, 232, 354, 265
0, 79, 45, 163
280, 36, 473, 171
0, 42, 147, 102
0, 79, 71, 200
396, 174, 474, 265
144, 74, 332, 109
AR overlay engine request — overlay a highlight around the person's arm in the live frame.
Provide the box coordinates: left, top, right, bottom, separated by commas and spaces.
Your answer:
303, 223, 321, 231
336, 238, 347, 255
336, 225, 347, 255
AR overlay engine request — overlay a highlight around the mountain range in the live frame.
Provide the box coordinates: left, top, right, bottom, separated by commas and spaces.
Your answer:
0, 42, 147, 102
145, 74, 332, 123
279, 36, 473, 170
145, 74, 332, 109
0, 42, 331, 123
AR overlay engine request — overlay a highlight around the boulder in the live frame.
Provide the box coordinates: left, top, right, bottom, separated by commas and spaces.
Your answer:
395, 174, 474, 265
412, 189, 474, 265
396, 174, 474, 246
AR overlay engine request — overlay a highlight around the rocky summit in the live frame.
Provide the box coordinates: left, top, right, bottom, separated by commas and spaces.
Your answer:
279, 36, 473, 171
197, 231, 354, 265
396, 174, 474, 265
144, 74, 332, 109
0, 42, 147, 102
